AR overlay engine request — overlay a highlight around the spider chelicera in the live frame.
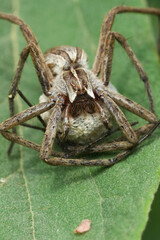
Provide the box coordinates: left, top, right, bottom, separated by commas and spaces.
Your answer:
0, 6, 160, 166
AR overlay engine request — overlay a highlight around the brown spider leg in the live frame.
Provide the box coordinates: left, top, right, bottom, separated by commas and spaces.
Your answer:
1, 130, 65, 158
101, 31, 115, 85
7, 45, 45, 154
106, 90, 157, 122
7, 46, 30, 155
66, 122, 154, 156
16, 89, 46, 127
40, 96, 65, 160
95, 90, 138, 143
41, 120, 160, 166
114, 32, 154, 112
101, 31, 155, 112
0, 101, 54, 156
8, 88, 47, 155
86, 123, 155, 154
0, 102, 55, 131
1, 129, 116, 166
92, 6, 160, 75
1, 122, 159, 167
7, 46, 46, 154
8, 45, 30, 116
0, 13, 53, 95
86, 122, 138, 148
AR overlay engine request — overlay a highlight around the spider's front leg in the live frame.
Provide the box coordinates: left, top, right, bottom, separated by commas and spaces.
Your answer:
94, 88, 157, 145
0, 102, 54, 132
40, 96, 65, 161
0, 13, 53, 95
0, 13, 53, 153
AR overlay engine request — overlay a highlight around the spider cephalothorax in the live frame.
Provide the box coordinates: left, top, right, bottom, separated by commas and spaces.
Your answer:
0, 6, 160, 166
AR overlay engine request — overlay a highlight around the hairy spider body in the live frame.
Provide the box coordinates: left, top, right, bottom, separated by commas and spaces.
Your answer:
40, 46, 117, 145
0, 6, 160, 166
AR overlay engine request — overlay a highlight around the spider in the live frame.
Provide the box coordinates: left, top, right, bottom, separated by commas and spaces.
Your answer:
0, 6, 160, 167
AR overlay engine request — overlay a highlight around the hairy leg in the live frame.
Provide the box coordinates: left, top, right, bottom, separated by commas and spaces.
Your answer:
66, 122, 155, 155
95, 90, 138, 143
0, 13, 53, 95
41, 120, 160, 166
106, 90, 157, 122
92, 6, 160, 75
101, 31, 155, 112
0, 102, 54, 131
40, 96, 65, 160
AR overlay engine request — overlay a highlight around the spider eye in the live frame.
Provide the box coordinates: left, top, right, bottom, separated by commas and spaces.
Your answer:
53, 73, 57, 77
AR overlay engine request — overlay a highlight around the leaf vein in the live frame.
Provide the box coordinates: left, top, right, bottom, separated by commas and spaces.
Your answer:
89, 169, 105, 239
11, 0, 36, 239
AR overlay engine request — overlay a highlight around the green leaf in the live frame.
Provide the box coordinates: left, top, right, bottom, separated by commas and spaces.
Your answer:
0, 0, 160, 240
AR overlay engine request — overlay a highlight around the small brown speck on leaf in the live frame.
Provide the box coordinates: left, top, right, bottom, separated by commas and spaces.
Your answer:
74, 219, 91, 234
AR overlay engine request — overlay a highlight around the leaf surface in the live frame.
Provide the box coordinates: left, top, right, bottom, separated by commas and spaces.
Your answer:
0, 0, 160, 240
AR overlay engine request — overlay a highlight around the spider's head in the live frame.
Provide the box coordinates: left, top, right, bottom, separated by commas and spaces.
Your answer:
45, 46, 95, 103
63, 65, 95, 103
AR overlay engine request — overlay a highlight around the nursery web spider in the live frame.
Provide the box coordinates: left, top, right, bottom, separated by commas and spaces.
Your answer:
0, 6, 160, 166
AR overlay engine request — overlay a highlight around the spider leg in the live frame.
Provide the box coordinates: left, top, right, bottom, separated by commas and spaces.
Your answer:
101, 31, 115, 86
40, 96, 65, 160
0, 101, 54, 155
1, 122, 159, 167
85, 123, 155, 154
0, 13, 53, 95
7, 46, 45, 154
101, 31, 155, 112
17, 89, 46, 127
0, 102, 54, 131
65, 123, 154, 156
1, 130, 65, 158
106, 90, 157, 122
7, 46, 30, 155
40, 120, 160, 166
8, 45, 30, 116
92, 6, 160, 75
114, 32, 154, 112
1, 128, 122, 166
95, 90, 138, 143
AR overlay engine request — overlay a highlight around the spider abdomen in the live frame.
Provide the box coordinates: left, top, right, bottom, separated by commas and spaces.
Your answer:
57, 111, 107, 145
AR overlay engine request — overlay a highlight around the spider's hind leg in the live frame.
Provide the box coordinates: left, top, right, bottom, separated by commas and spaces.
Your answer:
101, 31, 155, 113
7, 45, 30, 155
41, 120, 159, 166
63, 122, 159, 166
6, 45, 47, 155
8, 45, 30, 116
